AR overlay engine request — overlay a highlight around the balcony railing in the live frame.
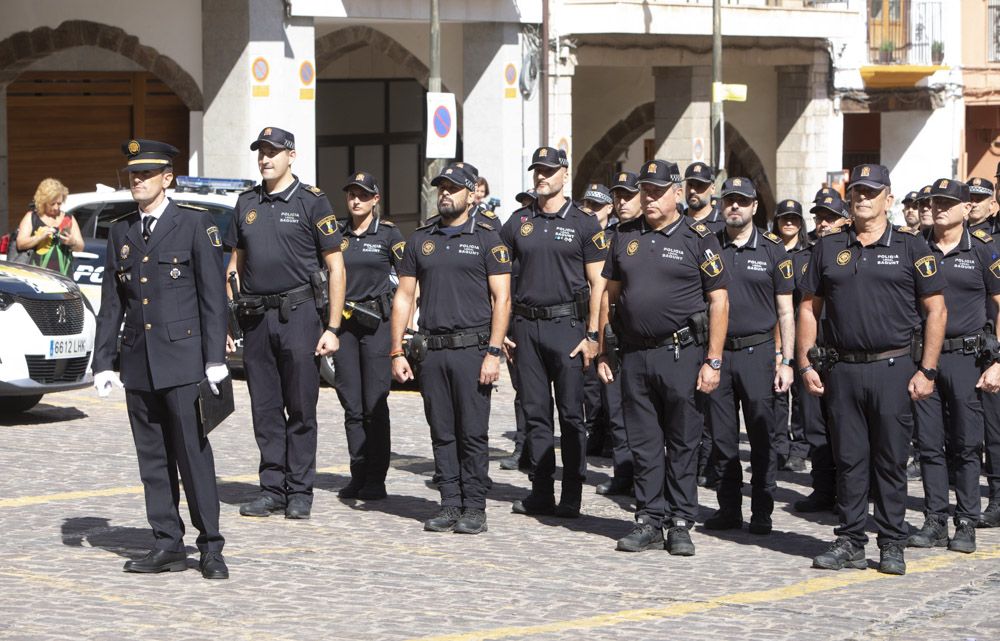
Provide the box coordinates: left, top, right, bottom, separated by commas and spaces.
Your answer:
867, 0, 944, 65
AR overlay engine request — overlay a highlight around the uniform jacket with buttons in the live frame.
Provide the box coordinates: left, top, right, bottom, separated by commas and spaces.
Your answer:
94, 199, 227, 391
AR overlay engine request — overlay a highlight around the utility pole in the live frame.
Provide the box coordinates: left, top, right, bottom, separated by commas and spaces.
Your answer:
541, 0, 549, 147
710, 0, 722, 174
421, 0, 444, 224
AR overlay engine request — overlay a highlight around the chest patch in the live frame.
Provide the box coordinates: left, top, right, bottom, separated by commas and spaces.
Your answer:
836, 250, 852, 266
246, 210, 257, 225
520, 222, 534, 237
120, 244, 130, 259
340, 238, 350, 252
422, 240, 435, 256
626, 240, 639, 256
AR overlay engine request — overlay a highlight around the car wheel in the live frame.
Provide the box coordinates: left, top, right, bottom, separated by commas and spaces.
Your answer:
320, 354, 336, 387
0, 395, 43, 414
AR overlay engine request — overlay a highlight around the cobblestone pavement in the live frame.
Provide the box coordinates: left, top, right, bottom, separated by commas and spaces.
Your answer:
1, 377, 999, 641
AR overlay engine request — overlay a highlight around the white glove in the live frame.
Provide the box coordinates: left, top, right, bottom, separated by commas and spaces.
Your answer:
94, 370, 124, 398
205, 364, 229, 395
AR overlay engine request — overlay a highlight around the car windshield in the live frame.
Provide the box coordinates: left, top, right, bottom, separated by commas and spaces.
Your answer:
71, 200, 232, 240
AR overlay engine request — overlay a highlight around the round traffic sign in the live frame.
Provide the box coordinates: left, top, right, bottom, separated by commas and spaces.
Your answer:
299, 60, 315, 86
433, 105, 451, 138
252, 57, 269, 82
504, 63, 517, 85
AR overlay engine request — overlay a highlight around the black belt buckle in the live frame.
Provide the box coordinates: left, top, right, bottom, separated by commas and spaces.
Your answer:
675, 326, 693, 347
963, 335, 979, 355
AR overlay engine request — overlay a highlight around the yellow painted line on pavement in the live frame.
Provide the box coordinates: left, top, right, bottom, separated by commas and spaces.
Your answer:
0, 465, 349, 509
404, 546, 1000, 641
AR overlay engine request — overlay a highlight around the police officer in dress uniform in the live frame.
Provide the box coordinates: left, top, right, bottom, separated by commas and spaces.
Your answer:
685, 163, 725, 232
225, 127, 347, 520
800, 164, 947, 576
93, 139, 229, 579
702, 178, 795, 535
596, 159, 730, 555
390, 162, 511, 534
967, 177, 998, 235
333, 172, 405, 500
907, 178, 1000, 554
502, 146, 608, 519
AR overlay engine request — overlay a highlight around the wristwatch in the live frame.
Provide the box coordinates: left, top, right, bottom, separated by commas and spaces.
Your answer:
486, 345, 502, 357
918, 366, 938, 381
780, 357, 793, 366
703, 358, 722, 371
585, 331, 599, 342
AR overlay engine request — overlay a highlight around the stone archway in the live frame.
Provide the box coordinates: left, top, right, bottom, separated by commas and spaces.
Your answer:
0, 20, 202, 110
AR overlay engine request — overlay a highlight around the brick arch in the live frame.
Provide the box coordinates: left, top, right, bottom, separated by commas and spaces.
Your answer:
0, 20, 202, 110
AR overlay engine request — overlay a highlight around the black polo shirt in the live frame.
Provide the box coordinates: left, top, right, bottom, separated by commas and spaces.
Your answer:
689, 204, 725, 233
800, 224, 946, 351
398, 216, 511, 333
339, 217, 405, 301
789, 240, 814, 310
224, 176, 342, 295
500, 199, 607, 307
603, 217, 730, 339
718, 227, 795, 337
928, 228, 1000, 337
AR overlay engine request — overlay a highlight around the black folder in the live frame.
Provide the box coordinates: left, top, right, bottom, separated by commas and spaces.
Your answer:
197, 376, 234, 437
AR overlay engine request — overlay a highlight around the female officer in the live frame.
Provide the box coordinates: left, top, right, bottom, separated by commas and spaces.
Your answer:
335, 172, 405, 500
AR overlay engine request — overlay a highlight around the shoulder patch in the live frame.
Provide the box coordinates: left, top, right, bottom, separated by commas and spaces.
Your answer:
762, 231, 781, 244
176, 202, 208, 212
476, 221, 495, 231
972, 228, 993, 243
206, 225, 222, 247
591, 230, 610, 250
896, 225, 921, 236
303, 184, 325, 197
316, 215, 338, 236
689, 222, 711, 238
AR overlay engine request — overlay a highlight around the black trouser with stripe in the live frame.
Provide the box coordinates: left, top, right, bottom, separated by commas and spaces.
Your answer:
333, 314, 392, 488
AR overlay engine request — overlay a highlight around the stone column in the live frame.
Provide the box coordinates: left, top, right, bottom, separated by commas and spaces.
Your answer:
775, 54, 840, 205
202, 0, 316, 184
653, 65, 711, 167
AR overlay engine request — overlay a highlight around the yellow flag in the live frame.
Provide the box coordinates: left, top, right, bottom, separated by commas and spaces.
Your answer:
712, 82, 748, 103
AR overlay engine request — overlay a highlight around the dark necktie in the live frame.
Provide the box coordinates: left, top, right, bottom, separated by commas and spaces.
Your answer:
142, 216, 154, 242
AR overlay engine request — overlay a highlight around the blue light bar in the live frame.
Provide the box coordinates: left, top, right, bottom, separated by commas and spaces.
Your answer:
175, 176, 254, 194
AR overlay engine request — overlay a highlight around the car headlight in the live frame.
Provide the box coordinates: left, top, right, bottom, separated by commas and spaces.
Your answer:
0, 292, 14, 311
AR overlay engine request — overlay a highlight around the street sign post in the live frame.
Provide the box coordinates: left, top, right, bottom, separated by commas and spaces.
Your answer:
426, 92, 457, 159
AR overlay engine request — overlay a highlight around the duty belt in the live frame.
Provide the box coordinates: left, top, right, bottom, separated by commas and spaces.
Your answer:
620, 327, 696, 360
237, 283, 314, 322
836, 346, 910, 364
513, 301, 577, 320
724, 332, 773, 351
941, 333, 983, 354
425, 325, 492, 350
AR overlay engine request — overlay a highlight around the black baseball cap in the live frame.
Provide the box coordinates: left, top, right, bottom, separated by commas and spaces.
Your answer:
810, 192, 849, 219
916, 185, 933, 202
968, 176, 995, 197
847, 164, 891, 190
610, 171, 639, 193
343, 171, 379, 194
582, 183, 613, 206
813, 187, 836, 203
720, 177, 757, 199
775, 199, 803, 218
430, 163, 476, 191
121, 139, 179, 172
453, 161, 479, 179
636, 160, 682, 187
515, 189, 537, 204
684, 162, 715, 185
250, 126, 295, 151
528, 146, 568, 171
901, 191, 920, 206
930, 178, 970, 203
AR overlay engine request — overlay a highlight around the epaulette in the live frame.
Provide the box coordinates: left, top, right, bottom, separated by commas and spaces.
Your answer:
108, 210, 137, 225
689, 222, 711, 238
303, 184, 325, 197
477, 221, 495, 231
824, 226, 846, 236
416, 222, 435, 231
896, 225, 921, 236
762, 231, 781, 244
239, 184, 258, 195
618, 218, 642, 232
972, 228, 993, 243
478, 209, 498, 220
606, 221, 619, 231
379, 219, 396, 227
177, 202, 208, 211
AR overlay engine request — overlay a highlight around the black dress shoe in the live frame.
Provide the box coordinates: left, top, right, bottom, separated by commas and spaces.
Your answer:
511, 494, 556, 515
240, 494, 286, 517
285, 496, 312, 519
337, 480, 364, 499
358, 483, 388, 500
199, 552, 229, 579
596, 479, 633, 496
123, 549, 187, 574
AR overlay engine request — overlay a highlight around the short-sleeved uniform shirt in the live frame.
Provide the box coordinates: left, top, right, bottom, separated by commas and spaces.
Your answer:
339, 217, 405, 301
928, 228, 1000, 338
800, 224, 947, 351
602, 217, 730, 340
789, 239, 814, 310
500, 200, 607, 307
398, 216, 511, 333
224, 176, 342, 295
717, 227, 795, 337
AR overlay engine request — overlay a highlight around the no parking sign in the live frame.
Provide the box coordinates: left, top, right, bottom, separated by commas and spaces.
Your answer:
425, 92, 456, 159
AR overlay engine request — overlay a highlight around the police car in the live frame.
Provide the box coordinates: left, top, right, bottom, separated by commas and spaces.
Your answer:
0, 261, 97, 413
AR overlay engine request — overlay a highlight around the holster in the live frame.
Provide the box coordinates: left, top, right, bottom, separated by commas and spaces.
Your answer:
574, 290, 589, 321
807, 345, 838, 373
345, 300, 382, 331
603, 322, 620, 374
310, 269, 329, 309
405, 332, 428, 363
910, 328, 924, 363
982, 322, 1000, 366
686, 311, 709, 346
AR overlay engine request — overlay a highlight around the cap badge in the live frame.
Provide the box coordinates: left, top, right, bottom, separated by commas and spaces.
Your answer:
539, 149, 548, 158
940, 179, 949, 188
127, 140, 140, 155
694, 164, 702, 172
445, 169, 453, 174
733, 178, 742, 187
824, 197, 833, 203
356, 173, 364, 181
786, 200, 794, 207
860, 166, 871, 177
647, 162, 657, 173
618, 173, 627, 182
263, 127, 272, 136
590, 184, 597, 190
974, 178, 982, 186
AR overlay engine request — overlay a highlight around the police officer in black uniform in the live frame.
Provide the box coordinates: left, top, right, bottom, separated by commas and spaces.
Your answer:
800, 164, 947, 575
975, 175, 1000, 527
333, 172, 405, 500
390, 163, 511, 534
93, 139, 229, 579
967, 177, 998, 234
596, 159, 730, 555
685, 162, 725, 232
916, 184, 935, 230
908, 178, 1000, 554
901, 191, 921, 229
224, 127, 347, 520
502, 146, 608, 518
702, 178, 795, 535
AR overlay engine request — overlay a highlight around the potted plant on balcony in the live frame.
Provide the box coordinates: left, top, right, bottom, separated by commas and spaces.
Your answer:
879, 41, 895, 64
931, 40, 944, 65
